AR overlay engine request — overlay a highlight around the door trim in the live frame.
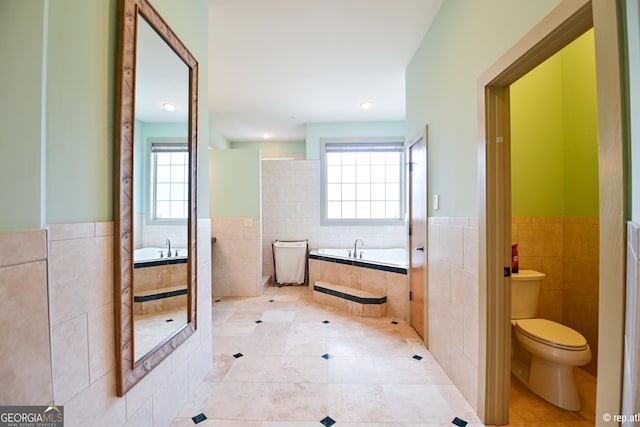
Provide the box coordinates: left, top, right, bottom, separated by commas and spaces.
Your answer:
408, 126, 428, 341
477, 0, 625, 424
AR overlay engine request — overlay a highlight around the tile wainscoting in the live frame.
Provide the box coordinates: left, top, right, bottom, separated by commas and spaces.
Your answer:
427, 217, 479, 412
211, 216, 262, 297
512, 216, 599, 375
0, 219, 212, 426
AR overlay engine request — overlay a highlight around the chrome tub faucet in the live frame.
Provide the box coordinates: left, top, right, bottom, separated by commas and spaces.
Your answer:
354, 238, 364, 258
165, 237, 172, 257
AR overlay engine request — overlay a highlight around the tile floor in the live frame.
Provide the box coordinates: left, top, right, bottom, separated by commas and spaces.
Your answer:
134, 306, 188, 360
506, 369, 596, 426
170, 284, 597, 427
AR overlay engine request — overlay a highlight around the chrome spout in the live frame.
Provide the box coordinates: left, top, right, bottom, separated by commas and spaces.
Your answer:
353, 238, 364, 258
165, 237, 172, 257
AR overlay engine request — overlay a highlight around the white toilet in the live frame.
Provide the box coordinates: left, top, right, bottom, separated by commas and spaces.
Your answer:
511, 270, 591, 411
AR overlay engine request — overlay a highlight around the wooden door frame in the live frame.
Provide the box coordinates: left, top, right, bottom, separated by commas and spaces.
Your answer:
408, 126, 428, 341
477, 0, 626, 424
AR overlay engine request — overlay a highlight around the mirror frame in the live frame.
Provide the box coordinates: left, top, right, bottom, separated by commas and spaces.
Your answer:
114, 0, 198, 396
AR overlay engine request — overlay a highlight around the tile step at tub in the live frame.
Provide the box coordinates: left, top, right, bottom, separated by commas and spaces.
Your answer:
134, 285, 187, 302
313, 281, 387, 318
133, 285, 188, 315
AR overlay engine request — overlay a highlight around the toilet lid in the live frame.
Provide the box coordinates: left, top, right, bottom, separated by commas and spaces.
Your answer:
515, 319, 588, 350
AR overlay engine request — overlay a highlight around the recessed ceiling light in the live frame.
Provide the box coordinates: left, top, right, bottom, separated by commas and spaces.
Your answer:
360, 101, 374, 111
260, 132, 271, 140
162, 103, 176, 112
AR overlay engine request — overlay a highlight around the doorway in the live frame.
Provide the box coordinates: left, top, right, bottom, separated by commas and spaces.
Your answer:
409, 127, 428, 339
508, 28, 599, 423
478, 1, 625, 425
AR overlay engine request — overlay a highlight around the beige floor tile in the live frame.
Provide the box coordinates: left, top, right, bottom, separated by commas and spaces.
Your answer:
327, 357, 379, 383
328, 383, 393, 422
382, 384, 457, 423
173, 284, 597, 426
373, 357, 433, 384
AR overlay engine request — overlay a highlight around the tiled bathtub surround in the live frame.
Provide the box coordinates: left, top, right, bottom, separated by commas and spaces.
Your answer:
512, 216, 599, 375
427, 217, 479, 411
309, 258, 409, 322
261, 159, 406, 281
211, 216, 262, 297
0, 219, 213, 426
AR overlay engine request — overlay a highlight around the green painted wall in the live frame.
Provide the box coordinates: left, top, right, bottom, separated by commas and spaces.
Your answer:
510, 53, 565, 216
306, 121, 405, 160
562, 30, 598, 217
210, 149, 261, 217
231, 140, 306, 157
405, 0, 562, 217
0, 1, 46, 230
510, 30, 598, 217
209, 125, 230, 150
0, 0, 208, 230
45, 0, 117, 224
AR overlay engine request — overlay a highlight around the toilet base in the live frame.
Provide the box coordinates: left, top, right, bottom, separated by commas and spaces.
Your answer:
527, 355, 581, 411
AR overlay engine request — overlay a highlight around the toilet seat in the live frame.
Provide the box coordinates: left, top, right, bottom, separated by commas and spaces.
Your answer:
515, 319, 588, 351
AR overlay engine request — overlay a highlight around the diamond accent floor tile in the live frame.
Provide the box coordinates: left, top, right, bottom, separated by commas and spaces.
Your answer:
191, 413, 207, 424
320, 416, 336, 426
452, 416, 468, 426
172, 285, 587, 426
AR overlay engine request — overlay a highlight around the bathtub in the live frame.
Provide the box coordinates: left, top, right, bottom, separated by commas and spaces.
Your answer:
309, 247, 408, 274
134, 247, 188, 268
308, 247, 409, 321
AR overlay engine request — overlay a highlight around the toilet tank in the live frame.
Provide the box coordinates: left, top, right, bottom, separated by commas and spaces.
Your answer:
511, 270, 546, 319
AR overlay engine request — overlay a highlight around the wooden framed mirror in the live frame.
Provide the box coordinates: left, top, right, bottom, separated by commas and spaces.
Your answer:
114, 0, 198, 396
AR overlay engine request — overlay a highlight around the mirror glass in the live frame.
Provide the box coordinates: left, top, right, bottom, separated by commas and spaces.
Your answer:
115, 0, 198, 396
132, 17, 189, 362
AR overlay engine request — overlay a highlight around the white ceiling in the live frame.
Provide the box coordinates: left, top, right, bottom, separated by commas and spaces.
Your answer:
136, 17, 190, 123
208, 0, 443, 144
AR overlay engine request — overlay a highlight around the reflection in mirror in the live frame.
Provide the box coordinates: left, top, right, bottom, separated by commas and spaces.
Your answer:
115, 0, 198, 396
132, 17, 189, 362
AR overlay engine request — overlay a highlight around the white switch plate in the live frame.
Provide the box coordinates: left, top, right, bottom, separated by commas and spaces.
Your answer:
433, 194, 440, 210
243, 218, 253, 227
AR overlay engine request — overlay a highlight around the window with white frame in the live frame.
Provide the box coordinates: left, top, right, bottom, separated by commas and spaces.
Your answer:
150, 141, 188, 221
321, 139, 405, 225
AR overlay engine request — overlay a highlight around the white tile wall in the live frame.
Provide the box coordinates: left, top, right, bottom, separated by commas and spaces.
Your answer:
0, 219, 213, 425
0, 229, 52, 405
261, 159, 406, 280
624, 221, 640, 419
427, 217, 479, 411
211, 216, 262, 296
